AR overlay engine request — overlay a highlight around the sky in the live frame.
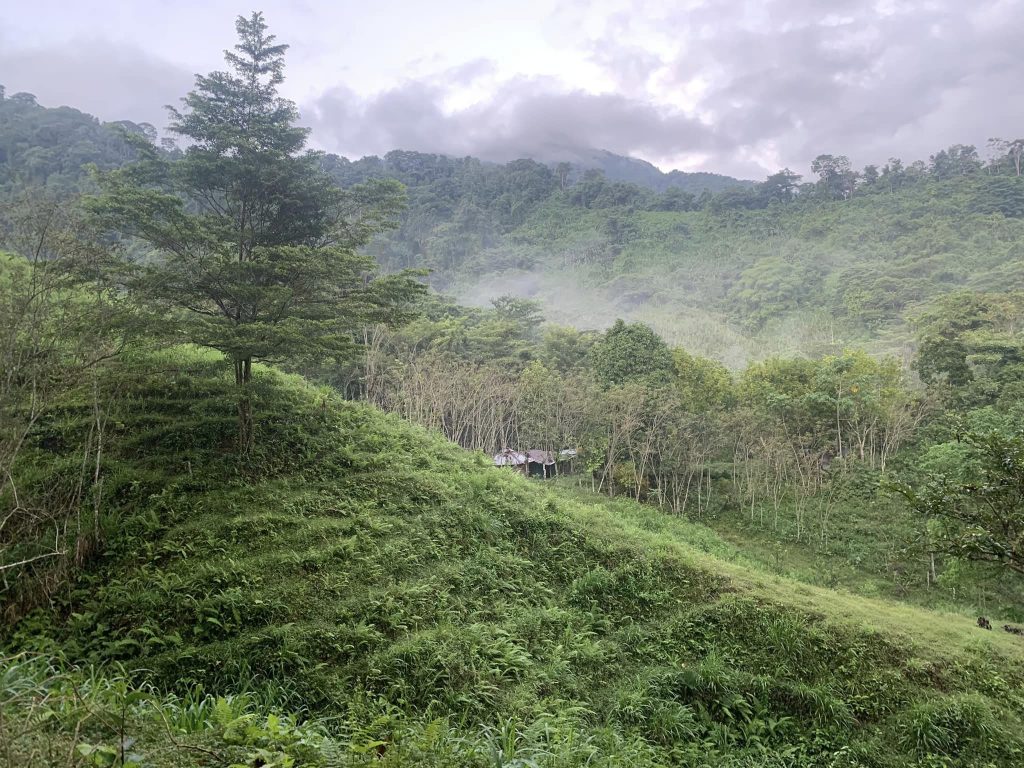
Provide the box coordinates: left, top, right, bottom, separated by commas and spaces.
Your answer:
1, 0, 1022, 178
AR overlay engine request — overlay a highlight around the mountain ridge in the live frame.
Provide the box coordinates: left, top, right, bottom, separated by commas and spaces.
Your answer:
0, 87, 753, 195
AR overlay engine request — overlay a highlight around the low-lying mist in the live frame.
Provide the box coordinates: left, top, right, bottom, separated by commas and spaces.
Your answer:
453, 265, 880, 369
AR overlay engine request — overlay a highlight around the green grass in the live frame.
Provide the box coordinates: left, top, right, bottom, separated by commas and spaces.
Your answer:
547, 483, 1024, 624
4, 349, 1024, 766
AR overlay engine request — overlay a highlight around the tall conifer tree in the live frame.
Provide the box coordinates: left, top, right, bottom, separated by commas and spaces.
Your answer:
90, 12, 423, 450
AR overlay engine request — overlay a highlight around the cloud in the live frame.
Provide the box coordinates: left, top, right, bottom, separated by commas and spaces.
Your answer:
306, 76, 724, 165
0, 41, 194, 131
3, 0, 1022, 177
655, 0, 1024, 170
307, 0, 1024, 176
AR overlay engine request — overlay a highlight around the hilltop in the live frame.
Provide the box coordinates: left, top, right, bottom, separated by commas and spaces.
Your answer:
4, 350, 1023, 766
518, 145, 755, 193
0, 89, 749, 196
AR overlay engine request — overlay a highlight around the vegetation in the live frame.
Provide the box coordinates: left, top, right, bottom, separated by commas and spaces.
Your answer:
327, 294, 1024, 615
5, 72, 1024, 364
2, 10, 1024, 768
86, 13, 425, 451
0, 86, 142, 195
4, 350, 1024, 767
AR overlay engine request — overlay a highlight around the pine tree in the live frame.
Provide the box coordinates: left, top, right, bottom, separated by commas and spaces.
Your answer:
89, 12, 424, 451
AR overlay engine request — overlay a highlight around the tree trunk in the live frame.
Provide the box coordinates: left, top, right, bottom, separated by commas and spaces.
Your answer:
235, 356, 254, 453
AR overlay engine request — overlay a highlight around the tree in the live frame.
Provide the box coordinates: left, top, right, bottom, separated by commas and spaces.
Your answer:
673, 348, 734, 411
761, 168, 801, 203
539, 326, 597, 373
912, 291, 1024, 394
893, 422, 1024, 577
810, 155, 856, 200
1008, 139, 1024, 177
988, 137, 1024, 177
569, 169, 607, 208
555, 161, 572, 190
860, 164, 880, 189
491, 295, 543, 328
589, 320, 674, 388
929, 144, 981, 179
88, 13, 424, 450
602, 211, 640, 254
880, 158, 906, 194
649, 187, 696, 212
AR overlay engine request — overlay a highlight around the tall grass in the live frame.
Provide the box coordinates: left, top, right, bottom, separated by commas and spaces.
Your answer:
3, 351, 1023, 765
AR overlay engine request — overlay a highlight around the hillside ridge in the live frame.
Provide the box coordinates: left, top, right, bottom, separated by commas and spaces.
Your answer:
5, 351, 1023, 766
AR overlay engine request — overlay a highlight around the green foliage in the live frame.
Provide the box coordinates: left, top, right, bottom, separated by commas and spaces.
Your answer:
893, 415, 1024, 576
912, 291, 1024, 402
4, 351, 1023, 766
589, 320, 675, 387
0, 651, 333, 767
0, 200, 141, 615
7, 78, 1024, 365
0, 90, 143, 194
900, 695, 1002, 758
4, 18, 1024, 768
83, 13, 425, 451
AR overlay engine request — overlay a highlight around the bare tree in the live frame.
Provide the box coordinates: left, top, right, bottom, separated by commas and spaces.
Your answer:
0, 191, 129, 616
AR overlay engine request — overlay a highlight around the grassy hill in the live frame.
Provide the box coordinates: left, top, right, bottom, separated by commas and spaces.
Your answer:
4, 350, 1024, 766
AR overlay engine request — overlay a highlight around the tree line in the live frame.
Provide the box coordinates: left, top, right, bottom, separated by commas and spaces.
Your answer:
335, 288, 1024, 582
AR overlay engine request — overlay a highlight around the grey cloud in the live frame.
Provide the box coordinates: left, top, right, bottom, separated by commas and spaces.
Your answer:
586, 9, 665, 94
0, 41, 194, 131
306, 76, 724, 163
308, 0, 1024, 176
589, 42, 663, 93
4, 0, 1022, 178
661, 0, 1024, 169
439, 58, 498, 87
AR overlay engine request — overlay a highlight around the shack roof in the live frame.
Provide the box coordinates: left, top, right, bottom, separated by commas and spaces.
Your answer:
526, 450, 556, 465
493, 449, 528, 466
494, 449, 564, 466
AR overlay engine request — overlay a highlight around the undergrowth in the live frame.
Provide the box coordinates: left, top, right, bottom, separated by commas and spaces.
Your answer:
3, 349, 1024, 766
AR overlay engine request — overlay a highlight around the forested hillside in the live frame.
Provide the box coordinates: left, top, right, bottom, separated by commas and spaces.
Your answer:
5, 84, 1023, 366
0, 86, 150, 193
324, 147, 1024, 365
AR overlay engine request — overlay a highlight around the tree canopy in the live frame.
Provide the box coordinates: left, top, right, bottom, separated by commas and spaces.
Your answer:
87, 12, 425, 448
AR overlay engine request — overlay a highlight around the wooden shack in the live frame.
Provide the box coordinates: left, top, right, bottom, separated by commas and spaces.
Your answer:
493, 449, 528, 474
525, 449, 556, 479
493, 448, 560, 479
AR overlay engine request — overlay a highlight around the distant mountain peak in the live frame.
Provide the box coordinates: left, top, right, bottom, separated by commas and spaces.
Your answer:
541, 146, 755, 193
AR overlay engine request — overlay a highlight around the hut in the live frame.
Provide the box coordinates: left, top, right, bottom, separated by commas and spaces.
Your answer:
557, 448, 578, 475
526, 449, 556, 479
493, 448, 528, 474
493, 448, 560, 479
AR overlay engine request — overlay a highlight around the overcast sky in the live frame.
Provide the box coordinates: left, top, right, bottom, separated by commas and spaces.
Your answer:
1, 0, 1021, 177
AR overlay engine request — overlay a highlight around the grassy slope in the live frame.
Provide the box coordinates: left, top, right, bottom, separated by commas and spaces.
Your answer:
5, 350, 1024, 766
546, 483, 1024, 624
